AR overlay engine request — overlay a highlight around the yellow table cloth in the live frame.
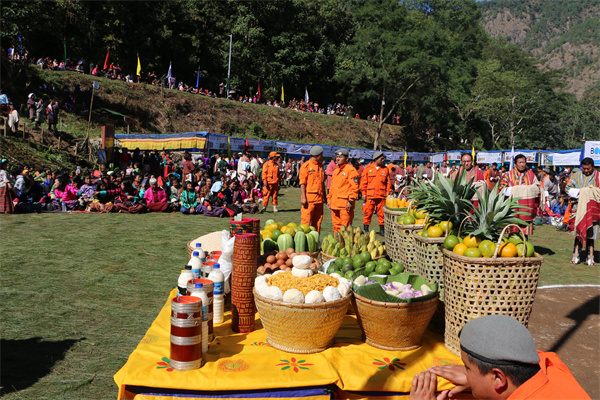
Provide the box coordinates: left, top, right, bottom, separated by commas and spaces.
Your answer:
114, 290, 463, 400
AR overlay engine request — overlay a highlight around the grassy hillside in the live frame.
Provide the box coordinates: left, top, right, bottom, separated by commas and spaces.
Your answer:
479, 0, 600, 99
1, 63, 407, 170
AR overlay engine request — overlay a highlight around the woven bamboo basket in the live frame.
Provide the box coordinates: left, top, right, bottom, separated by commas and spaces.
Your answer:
413, 230, 446, 333
253, 288, 351, 353
397, 223, 425, 273
352, 292, 438, 351
383, 206, 406, 264
442, 225, 543, 356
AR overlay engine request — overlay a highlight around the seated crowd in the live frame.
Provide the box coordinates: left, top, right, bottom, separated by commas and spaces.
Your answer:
0, 151, 266, 217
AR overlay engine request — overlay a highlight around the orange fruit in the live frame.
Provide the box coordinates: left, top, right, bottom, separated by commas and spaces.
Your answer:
463, 248, 482, 258
281, 226, 296, 237
463, 235, 482, 249
453, 243, 468, 256
415, 218, 425, 225
267, 223, 281, 232
415, 209, 428, 219
478, 240, 496, 258
262, 230, 272, 239
427, 226, 444, 238
500, 242, 518, 258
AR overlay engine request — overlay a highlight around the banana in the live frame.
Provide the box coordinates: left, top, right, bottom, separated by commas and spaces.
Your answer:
370, 249, 378, 259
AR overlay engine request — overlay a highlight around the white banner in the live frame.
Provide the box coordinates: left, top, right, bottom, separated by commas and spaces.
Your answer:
477, 152, 503, 164
411, 152, 430, 162
229, 137, 246, 152
447, 151, 462, 161
430, 153, 445, 164
207, 134, 228, 151
503, 151, 538, 163
246, 139, 275, 152
551, 151, 582, 166
582, 141, 600, 166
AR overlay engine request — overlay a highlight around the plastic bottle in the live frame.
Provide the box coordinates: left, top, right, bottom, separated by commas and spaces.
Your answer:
208, 263, 225, 324
177, 265, 194, 298
189, 282, 209, 355
194, 243, 207, 276
190, 251, 202, 280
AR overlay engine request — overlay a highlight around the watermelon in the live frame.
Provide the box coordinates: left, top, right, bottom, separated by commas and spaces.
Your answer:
262, 238, 278, 254
294, 231, 308, 252
277, 233, 294, 253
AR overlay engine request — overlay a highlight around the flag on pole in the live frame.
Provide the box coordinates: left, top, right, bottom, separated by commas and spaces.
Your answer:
281, 84, 284, 103
196, 69, 200, 89
579, 132, 586, 164
167, 62, 172, 81
257, 81, 261, 99
136, 54, 141, 77
103, 48, 110, 70
404, 148, 407, 168
471, 145, 475, 162
305, 87, 309, 104
509, 142, 515, 170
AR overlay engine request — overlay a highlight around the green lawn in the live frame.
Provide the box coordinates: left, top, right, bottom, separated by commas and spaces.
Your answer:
0, 186, 590, 399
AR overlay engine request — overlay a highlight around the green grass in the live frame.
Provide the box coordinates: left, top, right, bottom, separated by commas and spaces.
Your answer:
0, 187, 590, 399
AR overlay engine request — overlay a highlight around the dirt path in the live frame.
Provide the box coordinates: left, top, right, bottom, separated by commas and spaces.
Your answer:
527, 285, 600, 399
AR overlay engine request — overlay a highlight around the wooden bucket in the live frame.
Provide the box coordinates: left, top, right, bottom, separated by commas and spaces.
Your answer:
170, 296, 202, 371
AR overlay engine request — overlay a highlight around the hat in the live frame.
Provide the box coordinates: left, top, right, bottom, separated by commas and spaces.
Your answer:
459, 315, 540, 365
543, 166, 551, 174
148, 178, 157, 184
373, 151, 385, 160
269, 151, 280, 158
22, 170, 29, 175
359, 159, 365, 164
28, 93, 35, 99
335, 149, 349, 157
310, 145, 323, 156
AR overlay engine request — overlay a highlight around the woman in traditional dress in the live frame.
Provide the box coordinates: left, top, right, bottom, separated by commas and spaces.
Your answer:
143, 178, 169, 212
0, 159, 15, 214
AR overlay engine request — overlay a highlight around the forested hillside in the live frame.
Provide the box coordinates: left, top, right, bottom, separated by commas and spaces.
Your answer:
479, 0, 600, 99
1, 0, 598, 155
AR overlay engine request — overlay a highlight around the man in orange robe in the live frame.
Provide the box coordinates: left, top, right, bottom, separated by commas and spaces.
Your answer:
327, 149, 359, 233
299, 146, 325, 233
261, 151, 281, 212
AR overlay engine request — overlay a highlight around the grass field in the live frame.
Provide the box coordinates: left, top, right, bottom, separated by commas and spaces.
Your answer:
0, 186, 593, 399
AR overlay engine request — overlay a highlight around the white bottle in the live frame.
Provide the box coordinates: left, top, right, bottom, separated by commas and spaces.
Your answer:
189, 282, 209, 355
208, 263, 225, 324
177, 265, 194, 298
194, 243, 207, 276
190, 251, 202, 280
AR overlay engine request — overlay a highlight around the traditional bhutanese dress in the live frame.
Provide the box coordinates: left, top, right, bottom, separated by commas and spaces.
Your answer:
565, 170, 600, 242
499, 169, 540, 235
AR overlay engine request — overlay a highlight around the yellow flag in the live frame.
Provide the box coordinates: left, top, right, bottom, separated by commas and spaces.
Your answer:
136, 55, 141, 77
471, 145, 475, 161
404, 151, 407, 168
281, 84, 284, 103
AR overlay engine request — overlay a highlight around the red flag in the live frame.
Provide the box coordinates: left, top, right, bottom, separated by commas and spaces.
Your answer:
444, 152, 448, 162
103, 48, 110, 70
245, 139, 249, 153
257, 82, 261, 99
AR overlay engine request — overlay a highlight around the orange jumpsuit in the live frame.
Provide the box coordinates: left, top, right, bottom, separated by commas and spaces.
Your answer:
327, 163, 359, 233
507, 351, 590, 399
360, 163, 392, 226
299, 159, 325, 233
262, 159, 281, 206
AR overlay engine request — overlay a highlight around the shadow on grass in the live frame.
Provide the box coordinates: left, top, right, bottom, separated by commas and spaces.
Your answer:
1, 336, 83, 395
534, 245, 556, 256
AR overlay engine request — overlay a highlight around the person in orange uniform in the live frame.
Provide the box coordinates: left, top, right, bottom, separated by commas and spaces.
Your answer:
410, 315, 590, 400
327, 149, 359, 233
299, 145, 326, 233
360, 151, 392, 236
261, 151, 282, 213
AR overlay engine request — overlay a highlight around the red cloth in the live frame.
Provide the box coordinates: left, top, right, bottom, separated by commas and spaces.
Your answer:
575, 199, 600, 244
507, 351, 590, 400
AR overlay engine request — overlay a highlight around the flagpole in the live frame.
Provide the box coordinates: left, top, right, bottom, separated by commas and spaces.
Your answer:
226, 34, 232, 99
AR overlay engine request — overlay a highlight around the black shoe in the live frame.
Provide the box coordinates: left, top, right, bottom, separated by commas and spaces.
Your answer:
363, 225, 370, 233
379, 225, 385, 236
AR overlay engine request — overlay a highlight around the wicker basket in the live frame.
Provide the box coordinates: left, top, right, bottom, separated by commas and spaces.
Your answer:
413, 231, 446, 333
253, 288, 351, 353
352, 292, 438, 351
442, 225, 543, 356
383, 206, 406, 264
398, 224, 424, 273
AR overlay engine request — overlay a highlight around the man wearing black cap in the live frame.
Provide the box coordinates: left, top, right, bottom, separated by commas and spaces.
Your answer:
410, 315, 590, 400
299, 145, 326, 233
327, 149, 359, 233
360, 151, 391, 236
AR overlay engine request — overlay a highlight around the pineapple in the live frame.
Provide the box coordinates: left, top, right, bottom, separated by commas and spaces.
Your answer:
462, 183, 529, 241
408, 169, 477, 229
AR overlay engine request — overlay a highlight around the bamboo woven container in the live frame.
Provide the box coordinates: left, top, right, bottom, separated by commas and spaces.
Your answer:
442, 225, 543, 356
253, 288, 351, 354
352, 292, 438, 351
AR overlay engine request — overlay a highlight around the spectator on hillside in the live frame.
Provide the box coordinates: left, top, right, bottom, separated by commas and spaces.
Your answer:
0, 159, 16, 214
6, 104, 19, 134
27, 93, 36, 121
